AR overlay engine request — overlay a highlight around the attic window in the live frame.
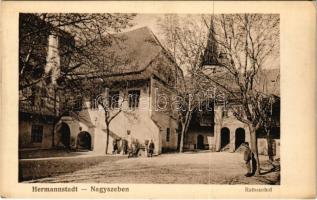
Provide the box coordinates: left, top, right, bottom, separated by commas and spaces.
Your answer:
109, 91, 119, 108
128, 90, 140, 109
74, 96, 83, 111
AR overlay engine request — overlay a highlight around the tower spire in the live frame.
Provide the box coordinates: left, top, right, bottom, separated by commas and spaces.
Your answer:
201, 16, 218, 67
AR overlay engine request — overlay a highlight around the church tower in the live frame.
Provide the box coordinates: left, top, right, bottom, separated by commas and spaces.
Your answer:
201, 16, 219, 70
200, 16, 228, 74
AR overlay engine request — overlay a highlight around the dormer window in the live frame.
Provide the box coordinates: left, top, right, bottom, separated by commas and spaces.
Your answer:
109, 91, 120, 108
128, 90, 140, 109
74, 96, 83, 111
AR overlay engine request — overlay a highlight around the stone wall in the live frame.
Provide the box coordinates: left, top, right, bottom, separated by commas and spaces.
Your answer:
19, 120, 54, 149
185, 128, 214, 150
151, 77, 179, 152
213, 105, 280, 156
257, 138, 280, 157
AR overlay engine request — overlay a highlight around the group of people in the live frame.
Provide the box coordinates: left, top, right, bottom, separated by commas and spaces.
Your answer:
112, 138, 155, 158
112, 138, 128, 155
112, 138, 257, 176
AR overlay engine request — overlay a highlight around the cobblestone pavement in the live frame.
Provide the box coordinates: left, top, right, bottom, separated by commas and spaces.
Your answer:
27, 152, 280, 184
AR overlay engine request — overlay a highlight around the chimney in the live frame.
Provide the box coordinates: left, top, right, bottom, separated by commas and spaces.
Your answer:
45, 34, 60, 85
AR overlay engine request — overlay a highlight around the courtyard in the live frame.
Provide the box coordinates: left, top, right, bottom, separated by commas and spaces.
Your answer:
23, 152, 280, 184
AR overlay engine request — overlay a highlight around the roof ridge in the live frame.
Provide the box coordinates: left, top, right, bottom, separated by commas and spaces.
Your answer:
117, 26, 151, 35
146, 28, 185, 78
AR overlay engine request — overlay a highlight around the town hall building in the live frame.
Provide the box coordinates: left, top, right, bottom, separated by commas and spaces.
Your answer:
19, 14, 280, 157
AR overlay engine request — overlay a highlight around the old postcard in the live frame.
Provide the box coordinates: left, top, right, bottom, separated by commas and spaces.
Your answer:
0, 1, 316, 198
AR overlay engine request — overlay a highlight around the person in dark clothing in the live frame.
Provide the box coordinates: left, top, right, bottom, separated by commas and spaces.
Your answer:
112, 139, 118, 154
127, 143, 133, 158
148, 140, 155, 157
251, 152, 257, 175
243, 142, 252, 177
122, 139, 128, 155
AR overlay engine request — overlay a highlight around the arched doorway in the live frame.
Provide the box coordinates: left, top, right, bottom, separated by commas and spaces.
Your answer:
220, 127, 230, 149
60, 123, 70, 148
197, 135, 204, 149
77, 131, 92, 150
235, 128, 245, 150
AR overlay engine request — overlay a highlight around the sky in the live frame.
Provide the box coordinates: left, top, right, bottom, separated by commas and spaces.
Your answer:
121, 14, 280, 70
123, 14, 163, 38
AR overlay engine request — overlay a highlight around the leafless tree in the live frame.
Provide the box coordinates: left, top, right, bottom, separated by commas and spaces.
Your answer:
19, 13, 136, 153
158, 15, 214, 152
87, 81, 128, 155
19, 13, 136, 91
208, 14, 279, 174
158, 14, 280, 174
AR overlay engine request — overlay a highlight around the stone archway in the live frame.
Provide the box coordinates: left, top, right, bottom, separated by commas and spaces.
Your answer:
60, 123, 71, 148
197, 135, 204, 149
77, 131, 92, 150
235, 128, 245, 150
220, 127, 230, 149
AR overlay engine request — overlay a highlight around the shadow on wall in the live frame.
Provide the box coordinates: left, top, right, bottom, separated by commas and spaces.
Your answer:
220, 127, 230, 150
77, 131, 92, 150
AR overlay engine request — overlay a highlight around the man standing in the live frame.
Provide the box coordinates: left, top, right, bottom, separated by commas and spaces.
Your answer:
112, 139, 118, 154
243, 142, 252, 177
122, 139, 128, 155
148, 140, 155, 157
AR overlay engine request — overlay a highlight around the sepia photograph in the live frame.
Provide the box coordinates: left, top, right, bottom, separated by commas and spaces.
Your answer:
1, 0, 316, 198
18, 13, 281, 185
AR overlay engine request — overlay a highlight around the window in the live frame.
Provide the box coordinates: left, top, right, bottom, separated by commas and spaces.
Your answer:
166, 128, 170, 142
109, 91, 120, 108
22, 87, 31, 97
40, 98, 45, 107
222, 109, 228, 118
128, 90, 140, 109
30, 86, 38, 106
29, 94, 35, 106
41, 87, 47, 97
74, 96, 82, 111
200, 114, 213, 126
90, 97, 98, 110
31, 124, 43, 143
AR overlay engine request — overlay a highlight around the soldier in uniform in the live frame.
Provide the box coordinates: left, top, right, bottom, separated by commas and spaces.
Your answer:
243, 142, 252, 177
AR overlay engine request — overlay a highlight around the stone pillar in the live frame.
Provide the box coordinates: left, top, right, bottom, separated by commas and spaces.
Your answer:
229, 127, 235, 153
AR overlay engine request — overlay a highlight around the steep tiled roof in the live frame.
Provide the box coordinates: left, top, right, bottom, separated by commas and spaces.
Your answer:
71, 27, 184, 88
110, 27, 164, 73
255, 68, 280, 96
82, 27, 166, 75
202, 67, 280, 97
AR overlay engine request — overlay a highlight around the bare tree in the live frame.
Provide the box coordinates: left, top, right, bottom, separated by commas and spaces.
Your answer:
93, 85, 127, 154
175, 78, 203, 153
19, 13, 136, 91
158, 14, 280, 174
19, 13, 136, 151
158, 15, 213, 152
204, 14, 279, 174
